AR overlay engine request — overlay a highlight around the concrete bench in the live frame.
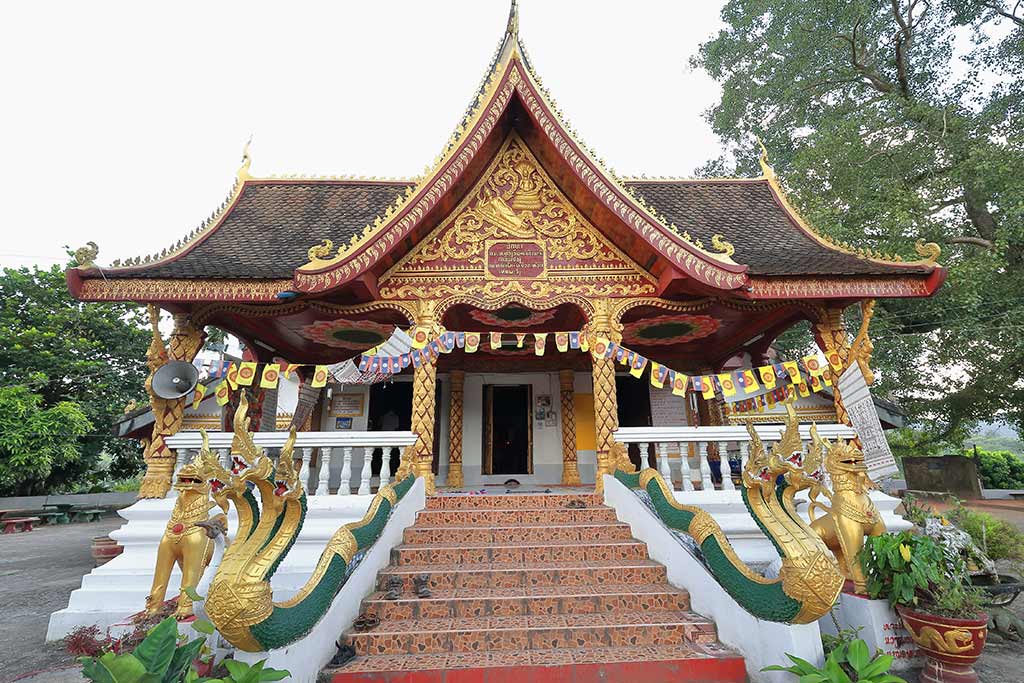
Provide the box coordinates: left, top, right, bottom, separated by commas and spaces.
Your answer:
72, 509, 105, 523
2, 517, 40, 533
38, 511, 70, 525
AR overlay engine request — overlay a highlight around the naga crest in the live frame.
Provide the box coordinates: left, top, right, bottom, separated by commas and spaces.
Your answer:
742, 404, 805, 489
228, 392, 272, 480
270, 428, 302, 500
172, 453, 210, 495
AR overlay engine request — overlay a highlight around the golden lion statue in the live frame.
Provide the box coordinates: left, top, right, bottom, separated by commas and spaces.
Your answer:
805, 426, 885, 594
145, 451, 228, 619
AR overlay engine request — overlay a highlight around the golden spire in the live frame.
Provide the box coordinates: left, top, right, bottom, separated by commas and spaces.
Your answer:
237, 135, 253, 181
755, 135, 775, 179
506, 0, 519, 40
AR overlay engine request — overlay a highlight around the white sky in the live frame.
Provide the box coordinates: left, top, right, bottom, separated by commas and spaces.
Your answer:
0, 1, 727, 269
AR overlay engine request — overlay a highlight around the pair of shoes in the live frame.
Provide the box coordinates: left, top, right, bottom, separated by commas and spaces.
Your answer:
383, 575, 403, 600
565, 499, 586, 509
330, 639, 357, 666
413, 573, 432, 598
353, 613, 380, 632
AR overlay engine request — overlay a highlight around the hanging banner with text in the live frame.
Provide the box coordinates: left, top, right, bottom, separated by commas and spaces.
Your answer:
839, 363, 898, 479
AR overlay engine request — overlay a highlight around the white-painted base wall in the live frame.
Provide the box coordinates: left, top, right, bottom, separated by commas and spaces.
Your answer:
47, 493, 382, 641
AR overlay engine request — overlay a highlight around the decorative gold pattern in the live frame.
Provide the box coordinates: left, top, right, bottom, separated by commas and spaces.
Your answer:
903, 622, 975, 655
559, 369, 581, 485
849, 299, 876, 386
307, 239, 334, 261
79, 278, 292, 303
747, 276, 932, 299
139, 308, 204, 498
914, 240, 942, 265
447, 370, 465, 488
585, 300, 629, 493
74, 242, 99, 269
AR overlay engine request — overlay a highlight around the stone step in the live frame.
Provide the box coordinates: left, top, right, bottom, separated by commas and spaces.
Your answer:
414, 506, 618, 527
327, 643, 746, 682
426, 492, 603, 510
363, 583, 691, 620
393, 539, 648, 566
403, 522, 634, 544
379, 559, 668, 590
344, 610, 720, 656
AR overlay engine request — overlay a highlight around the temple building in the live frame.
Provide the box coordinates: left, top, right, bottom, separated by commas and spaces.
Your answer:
67, 8, 943, 501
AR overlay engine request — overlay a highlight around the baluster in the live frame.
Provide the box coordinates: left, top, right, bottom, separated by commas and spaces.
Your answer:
299, 447, 312, 492
358, 447, 372, 495
316, 448, 332, 496
219, 447, 231, 472
678, 442, 694, 491
339, 446, 353, 495
719, 440, 735, 491
640, 442, 651, 472
697, 442, 713, 491
169, 449, 189, 497
739, 441, 750, 479
657, 442, 674, 492
379, 446, 392, 486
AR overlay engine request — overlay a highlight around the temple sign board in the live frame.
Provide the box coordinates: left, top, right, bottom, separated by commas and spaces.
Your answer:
839, 364, 899, 479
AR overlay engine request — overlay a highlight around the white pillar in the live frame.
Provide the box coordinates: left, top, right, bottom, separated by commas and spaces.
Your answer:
358, 448, 372, 495
678, 442, 694, 492
316, 448, 332, 496
697, 442, 714, 491
640, 442, 651, 472
339, 446, 353, 495
379, 447, 392, 486
218, 448, 231, 472
656, 442, 674, 492
168, 449, 188, 498
299, 447, 313, 492
739, 441, 750, 480
719, 440, 735, 491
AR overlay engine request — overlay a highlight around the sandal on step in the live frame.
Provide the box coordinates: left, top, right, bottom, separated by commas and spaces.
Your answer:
330, 639, 357, 667
383, 575, 403, 599
353, 613, 379, 632
413, 574, 432, 598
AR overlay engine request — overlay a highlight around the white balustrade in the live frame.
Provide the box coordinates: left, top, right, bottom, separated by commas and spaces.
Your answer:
165, 431, 417, 497
613, 423, 856, 494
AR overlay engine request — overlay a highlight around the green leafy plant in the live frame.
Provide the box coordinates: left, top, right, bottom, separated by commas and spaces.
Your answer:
188, 659, 288, 683
79, 617, 204, 683
862, 532, 988, 618
970, 449, 1024, 490
763, 637, 905, 682
948, 503, 1024, 563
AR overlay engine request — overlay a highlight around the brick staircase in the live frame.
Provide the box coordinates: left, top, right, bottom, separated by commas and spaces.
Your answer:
325, 491, 745, 682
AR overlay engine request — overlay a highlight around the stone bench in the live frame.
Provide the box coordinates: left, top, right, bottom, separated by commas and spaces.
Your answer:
38, 511, 70, 525
72, 509, 106, 523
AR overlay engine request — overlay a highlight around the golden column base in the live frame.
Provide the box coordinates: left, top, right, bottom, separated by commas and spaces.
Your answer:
559, 369, 581, 485
447, 370, 465, 488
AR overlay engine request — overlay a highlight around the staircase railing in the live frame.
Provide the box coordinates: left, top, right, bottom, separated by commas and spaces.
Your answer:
165, 430, 417, 496
613, 424, 856, 491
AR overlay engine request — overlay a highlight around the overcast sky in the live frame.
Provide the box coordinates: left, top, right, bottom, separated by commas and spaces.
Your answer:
0, 1, 728, 270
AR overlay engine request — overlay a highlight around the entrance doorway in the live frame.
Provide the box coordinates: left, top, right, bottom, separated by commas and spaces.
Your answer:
368, 381, 412, 477
616, 375, 655, 470
482, 384, 532, 475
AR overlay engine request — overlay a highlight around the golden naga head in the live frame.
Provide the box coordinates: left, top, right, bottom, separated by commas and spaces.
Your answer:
742, 404, 805, 490
270, 428, 303, 500
173, 454, 211, 496
228, 392, 272, 481
194, 430, 242, 505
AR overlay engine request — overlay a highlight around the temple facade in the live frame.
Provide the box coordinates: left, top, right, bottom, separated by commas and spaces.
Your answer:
67, 12, 944, 500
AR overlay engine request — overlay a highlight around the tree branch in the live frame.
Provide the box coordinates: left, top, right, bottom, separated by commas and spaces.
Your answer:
946, 236, 995, 249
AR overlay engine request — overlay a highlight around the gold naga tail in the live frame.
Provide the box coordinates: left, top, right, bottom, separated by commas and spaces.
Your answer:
613, 406, 843, 623
197, 392, 419, 652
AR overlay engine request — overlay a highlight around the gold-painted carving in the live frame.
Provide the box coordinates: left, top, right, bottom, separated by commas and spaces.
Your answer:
139, 307, 204, 498
914, 239, 942, 265
849, 299, 876, 386
79, 278, 293, 303
74, 242, 99, 269
307, 239, 334, 261
146, 448, 227, 619
559, 369, 581, 485
447, 369, 465, 488
903, 623, 974, 654
804, 424, 886, 594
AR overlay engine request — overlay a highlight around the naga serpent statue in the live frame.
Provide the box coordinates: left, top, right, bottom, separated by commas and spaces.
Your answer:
193, 392, 417, 652
614, 407, 844, 623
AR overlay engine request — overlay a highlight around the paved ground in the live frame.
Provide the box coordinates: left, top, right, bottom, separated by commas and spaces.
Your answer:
1, 517, 120, 683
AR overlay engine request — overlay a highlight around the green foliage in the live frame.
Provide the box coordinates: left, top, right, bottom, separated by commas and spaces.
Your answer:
0, 264, 150, 493
197, 659, 289, 683
0, 384, 91, 495
970, 448, 1024, 489
763, 637, 906, 682
78, 617, 204, 683
862, 531, 988, 617
693, 1, 1024, 443
948, 503, 1024, 561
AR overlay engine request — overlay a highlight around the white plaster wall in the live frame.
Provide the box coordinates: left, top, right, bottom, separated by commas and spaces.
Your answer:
316, 385, 372, 493
603, 475, 824, 683
47, 493, 378, 640
236, 478, 426, 683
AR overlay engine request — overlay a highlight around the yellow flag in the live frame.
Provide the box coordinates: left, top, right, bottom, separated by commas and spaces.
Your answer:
717, 373, 737, 397
311, 365, 329, 388
784, 361, 803, 384
699, 376, 716, 400
671, 372, 688, 397
260, 364, 281, 389
215, 381, 231, 406
758, 365, 777, 390
580, 334, 589, 352
237, 362, 258, 386
411, 326, 430, 349
650, 362, 665, 388
490, 332, 502, 350
797, 381, 810, 398
555, 332, 569, 353
741, 369, 759, 392
515, 333, 527, 348
629, 353, 648, 378
534, 333, 547, 356
465, 332, 480, 353
282, 362, 301, 379
191, 383, 206, 409
803, 355, 825, 377
226, 363, 239, 390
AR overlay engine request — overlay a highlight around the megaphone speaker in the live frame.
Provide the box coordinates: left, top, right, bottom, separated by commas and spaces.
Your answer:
151, 361, 200, 400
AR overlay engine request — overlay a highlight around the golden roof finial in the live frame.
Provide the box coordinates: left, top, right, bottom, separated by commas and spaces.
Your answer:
73, 241, 99, 269
755, 135, 775, 179
913, 239, 941, 265
237, 135, 253, 181
506, 0, 519, 40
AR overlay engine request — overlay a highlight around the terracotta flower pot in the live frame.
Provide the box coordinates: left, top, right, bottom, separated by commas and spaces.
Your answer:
896, 604, 988, 683
91, 535, 124, 566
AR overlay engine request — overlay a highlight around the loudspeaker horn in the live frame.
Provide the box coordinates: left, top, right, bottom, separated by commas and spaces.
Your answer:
151, 361, 200, 400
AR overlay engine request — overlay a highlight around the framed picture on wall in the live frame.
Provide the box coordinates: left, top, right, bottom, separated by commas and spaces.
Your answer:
335, 417, 353, 430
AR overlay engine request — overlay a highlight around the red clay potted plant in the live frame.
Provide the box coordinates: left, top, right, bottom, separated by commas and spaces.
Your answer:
862, 530, 989, 683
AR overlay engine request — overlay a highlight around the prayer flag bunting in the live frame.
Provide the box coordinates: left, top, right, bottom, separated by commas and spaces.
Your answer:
568, 332, 581, 349
311, 365, 329, 388
260, 364, 280, 389
490, 332, 502, 349
738, 369, 759, 392
411, 327, 430, 349
237, 362, 257, 387
783, 360, 803, 384
215, 381, 231, 406
796, 381, 810, 398
826, 349, 843, 372
456, 332, 466, 349
671, 371, 688, 397
534, 333, 547, 356
717, 373, 737, 397
650, 362, 667, 389
465, 332, 480, 353
555, 332, 569, 353
359, 355, 370, 372
593, 337, 613, 358
580, 334, 589, 352
803, 355, 824, 376
629, 353, 648, 378
758, 366, 777, 390
283, 362, 301, 379
515, 333, 527, 348
226, 363, 239, 390
192, 383, 207, 409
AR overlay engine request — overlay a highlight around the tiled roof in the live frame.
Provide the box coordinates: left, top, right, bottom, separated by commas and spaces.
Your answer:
103, 177, 927, 281
625, 180, 931, 276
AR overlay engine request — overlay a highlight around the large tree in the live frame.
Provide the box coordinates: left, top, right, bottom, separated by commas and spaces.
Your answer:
694, 0, 1024, 444
0, 264, 151, 491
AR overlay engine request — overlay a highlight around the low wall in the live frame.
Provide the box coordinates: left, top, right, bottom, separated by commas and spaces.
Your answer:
0, 492, 137, 511
903, 456, 982, 498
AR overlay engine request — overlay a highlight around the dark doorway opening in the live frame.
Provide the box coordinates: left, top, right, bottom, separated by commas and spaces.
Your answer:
616, 375, 655, 470
483, 384, 532, 475
368, 381, 412, 477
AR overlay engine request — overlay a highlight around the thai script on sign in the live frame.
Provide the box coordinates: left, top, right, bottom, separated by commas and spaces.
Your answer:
486, 241, 546, 279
